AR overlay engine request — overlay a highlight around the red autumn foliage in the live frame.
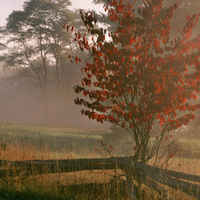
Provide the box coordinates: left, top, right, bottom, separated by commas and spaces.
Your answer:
65, 0, 200, 164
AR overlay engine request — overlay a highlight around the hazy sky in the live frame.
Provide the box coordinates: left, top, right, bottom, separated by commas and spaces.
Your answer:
0, 0, 104, 27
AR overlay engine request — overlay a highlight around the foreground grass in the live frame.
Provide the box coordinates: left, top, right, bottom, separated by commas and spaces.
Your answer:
0, 123, 200, 199
0, 182, 84, 200
0, 130, 130, 200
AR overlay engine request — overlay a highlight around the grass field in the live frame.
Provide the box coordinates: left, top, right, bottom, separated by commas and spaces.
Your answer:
0, 123, 110, 158
0, 122, 200, 199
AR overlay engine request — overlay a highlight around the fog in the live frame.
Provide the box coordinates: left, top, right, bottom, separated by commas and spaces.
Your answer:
1, 0, 200, 130
1, 65, 200, 129
0, 68, 110, 128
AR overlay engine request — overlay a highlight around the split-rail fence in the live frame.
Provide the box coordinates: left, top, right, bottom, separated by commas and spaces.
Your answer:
0, 156, 200, 200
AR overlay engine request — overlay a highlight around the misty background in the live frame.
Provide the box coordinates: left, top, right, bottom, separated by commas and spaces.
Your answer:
0, 0, 200, 131
0, 0, 110, 128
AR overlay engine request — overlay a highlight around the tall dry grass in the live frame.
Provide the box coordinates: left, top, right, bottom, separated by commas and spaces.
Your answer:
0, 135, 199, 200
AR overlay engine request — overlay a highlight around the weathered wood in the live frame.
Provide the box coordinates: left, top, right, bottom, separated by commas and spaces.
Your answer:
126, 172, 138, 200
112, 157, 200, 199
1, 156, 200, 199
0, 158, 116, 177
111, 156, 200, 184
135, 161, 200, 184
139, 175, 175, 200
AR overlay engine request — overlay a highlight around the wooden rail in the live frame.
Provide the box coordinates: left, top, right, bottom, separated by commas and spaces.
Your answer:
0, 156, 199, 200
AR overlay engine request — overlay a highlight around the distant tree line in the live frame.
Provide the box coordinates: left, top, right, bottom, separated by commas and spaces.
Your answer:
0, 0, 91, 125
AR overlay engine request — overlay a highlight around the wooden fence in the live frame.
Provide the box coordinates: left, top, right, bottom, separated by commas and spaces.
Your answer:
0, 156, 200, 200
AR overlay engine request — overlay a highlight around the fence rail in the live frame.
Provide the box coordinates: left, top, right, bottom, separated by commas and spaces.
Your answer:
0, 156, 199, 200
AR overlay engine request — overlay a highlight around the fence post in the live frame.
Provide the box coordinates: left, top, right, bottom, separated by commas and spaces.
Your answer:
126, 172, 138, 200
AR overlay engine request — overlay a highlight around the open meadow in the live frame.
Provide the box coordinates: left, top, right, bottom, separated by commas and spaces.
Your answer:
0, 122, 200, 199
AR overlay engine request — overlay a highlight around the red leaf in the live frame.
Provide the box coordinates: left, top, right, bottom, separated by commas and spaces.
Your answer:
75, 56, 78, 63
183, 98, 186, 103
118, 5, 123, 11
174, 3, 178, 10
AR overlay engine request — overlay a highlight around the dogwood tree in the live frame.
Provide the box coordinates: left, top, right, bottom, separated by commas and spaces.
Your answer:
66, 0, 199, 158
65, 0, 200, 197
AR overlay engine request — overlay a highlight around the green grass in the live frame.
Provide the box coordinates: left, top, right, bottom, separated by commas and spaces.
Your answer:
0, 123, 106, 138
1, 122, 200, 160
0, 123, 111, 157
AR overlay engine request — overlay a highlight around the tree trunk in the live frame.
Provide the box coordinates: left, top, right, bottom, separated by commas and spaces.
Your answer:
56, 93, 61, 124
44, 93, 49, 125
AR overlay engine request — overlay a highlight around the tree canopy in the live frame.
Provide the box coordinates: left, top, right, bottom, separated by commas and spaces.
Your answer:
0, 0, 86, 124
65, 1, 200, 197
65, 0, 200, 165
